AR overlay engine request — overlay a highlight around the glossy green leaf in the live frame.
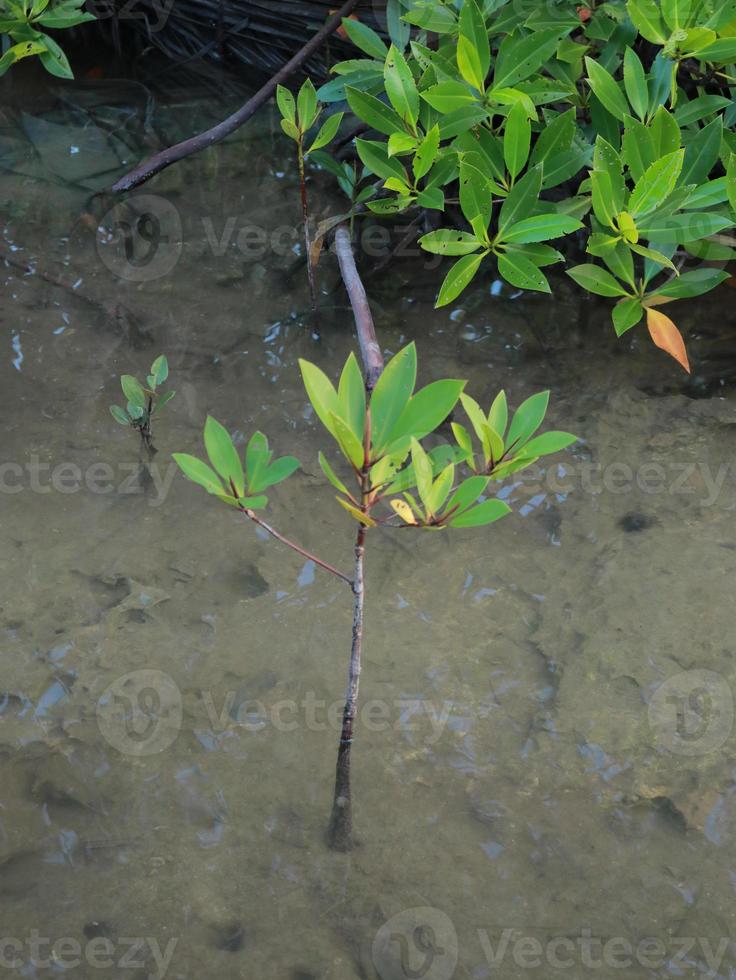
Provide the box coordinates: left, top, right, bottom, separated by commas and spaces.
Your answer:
585, 57, 629, 123
504, 101, 531, 181
204, 416, 244, 497
459, 0, 490, 80
488, 390, 508, 440
319, 451, 350, 495
498, 164, 543, 234
506, 391, 550, 452
331, 412, 365, 468
497, 251, 551, 293
444, 475, 490, 520
384, 44, 419, 126
449, 498, 511, 528
121, 375, 146, 409
260, 456, 300, 489
459, 160, 492, 228
299, 359, 340, 436
173, 453, 224, 496
567, 264, 629, 297
307, 112, 343, 154
297, 78, 318, 131
370, 344, 417, 451
110, 405, 130, 426
150, 355, 168, 386
346, 86, 405, 136
628, 150, 684, 217
502, 214, 583, 243
355, 138, 408, 183
276, 85, 296, 124
421, 81, 478, 113
341, 17, 388, 60
413, 124, 440, 181
436, 252, 486, 307
338, 352, 367, 442
612, 297, 644, 335
388, 379, 466, 445
623, 47, 648, 121
419, 229, 482, 256
516, 431, 577, 458
648, 268, 729, 299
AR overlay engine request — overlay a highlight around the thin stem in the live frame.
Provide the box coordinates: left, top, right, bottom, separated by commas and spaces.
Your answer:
298, 139, 318, 316
327, 522, 366, 851
239, 505, 352, 588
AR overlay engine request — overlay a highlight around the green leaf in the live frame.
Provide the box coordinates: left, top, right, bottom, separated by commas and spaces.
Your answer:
336, 497, 377, 526
338, 351, 366, 441
680, 116, 722, 187
457, 34, 486, 91
452, 422, 474, 463
498, 164, 543, 234
436, 252, 486, 307
675, 95, 733, 126
428, 462, 455, 516
494, 30, 565, 89
370, 344, 417, 452
346, 86, 405, 137
647, 268, 729, 300
628, 150, 685, 217
727, 153, 736, 214
421, 81, 478, 114
121, 375, 146, 409
444, 475, 490, 519
626, 0, 667, 43
280, 118, 300, 142
319, 451, 350, 495
307, 112, 343, 154
530, 108, 576, 166
567, 264, 629, 297
497, 252, 551, 293
622, 115, 656, 181
276, 85, 296, 124
413, 124, 440, 181
0, 39, 45, 77
297, 78, 318, 131
612, 297, 644, 335
299, 359, 340, 436
697, 38, 736, 62
331, 413, 365, 468
628, 242, 678, 272
110, 405, 131, 426
173, 454, 224, 497
650, 106, 681, 157
384, 44, 419, 126
637, 212, 733, 241
459, 160, 492, 229
449, 498, 511, 528
245, 431, 272, 493
623, 47, 648, 121
204, 416, 244, 497
341, 17, 388, 60
356, 138, 408, 183
36, 33, 73, 79
585, 57, 629, 123
661, 0, 692, 31
507, 391, 550, 451
516, 431, 577, 458
153, 390, 176, 414
459, 0, 490, 81
150, 354, 168, 386
419, 229, 481, 256
261, 456, 300, 489
410, 438, 434, 514
504, 101, 531, 181
501, 214, 583, 243
488, 390, 508, 440
388, 379, 466, 445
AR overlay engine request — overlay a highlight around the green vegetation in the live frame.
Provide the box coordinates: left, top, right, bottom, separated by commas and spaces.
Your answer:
302, 0, 736, 370
110, 355, 175, 456
0, 0, 94, 78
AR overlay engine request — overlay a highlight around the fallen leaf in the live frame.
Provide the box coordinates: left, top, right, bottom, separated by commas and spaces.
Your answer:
646, 308, 690, 373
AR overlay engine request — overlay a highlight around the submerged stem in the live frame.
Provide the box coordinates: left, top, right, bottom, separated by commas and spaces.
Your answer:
298, 141, 318, 316
327, 523, 366, 851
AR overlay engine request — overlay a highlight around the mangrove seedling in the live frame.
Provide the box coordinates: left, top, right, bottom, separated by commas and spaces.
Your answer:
276, 79, 343, 312
110, 354, 175, 456
172, 342, 577, 851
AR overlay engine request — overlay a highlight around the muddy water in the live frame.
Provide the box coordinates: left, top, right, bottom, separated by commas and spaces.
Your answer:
1, 70, 736, 980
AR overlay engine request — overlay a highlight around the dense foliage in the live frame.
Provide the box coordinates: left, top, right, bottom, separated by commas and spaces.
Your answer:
303, 0, 736, 370
0, 0, 93, 77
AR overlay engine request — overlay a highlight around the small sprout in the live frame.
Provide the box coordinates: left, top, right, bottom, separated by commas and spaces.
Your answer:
109, 355, 175, 455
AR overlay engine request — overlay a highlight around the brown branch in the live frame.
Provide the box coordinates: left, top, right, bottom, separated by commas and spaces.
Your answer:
334, 223, 385, 391
111, 0, 361, 193
240, 506, 353, 588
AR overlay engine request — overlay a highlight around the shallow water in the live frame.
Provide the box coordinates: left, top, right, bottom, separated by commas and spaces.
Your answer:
1, 68, 736, 980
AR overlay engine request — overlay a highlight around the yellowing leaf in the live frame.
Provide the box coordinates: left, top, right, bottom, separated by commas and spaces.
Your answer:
336, 496, 377, 526
646, 308, 690, 373
390, 499, 417, 524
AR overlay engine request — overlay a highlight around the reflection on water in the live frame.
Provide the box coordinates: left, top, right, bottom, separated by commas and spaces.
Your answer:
1, 67, 736, 980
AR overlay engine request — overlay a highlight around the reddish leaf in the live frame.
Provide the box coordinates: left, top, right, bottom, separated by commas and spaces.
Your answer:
646, 308, 690, 373
577, 6, 592, 21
